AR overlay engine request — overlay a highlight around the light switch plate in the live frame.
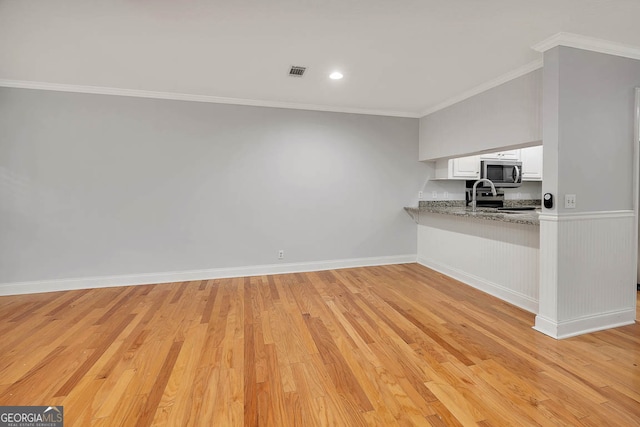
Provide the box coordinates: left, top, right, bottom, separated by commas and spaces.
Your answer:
565, 194, 576, 209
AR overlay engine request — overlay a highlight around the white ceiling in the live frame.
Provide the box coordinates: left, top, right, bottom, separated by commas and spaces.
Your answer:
1, 0, 639, 117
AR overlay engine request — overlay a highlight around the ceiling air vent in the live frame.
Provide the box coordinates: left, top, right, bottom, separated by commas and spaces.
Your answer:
289, 65, 307, 77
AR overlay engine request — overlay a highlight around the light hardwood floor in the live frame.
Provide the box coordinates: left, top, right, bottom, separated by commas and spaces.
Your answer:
0, 263, 639, 426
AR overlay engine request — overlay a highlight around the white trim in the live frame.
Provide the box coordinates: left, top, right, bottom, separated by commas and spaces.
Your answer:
538, 210, 635, 222
419, 59, 543, 117
532, 32, 640, 61
532, 315, 559, 338
0, 254, 417, 296
634, 88, 640, 285
534, 309, 636, 339
0, 79, 420, 119
417, 256, 538, 314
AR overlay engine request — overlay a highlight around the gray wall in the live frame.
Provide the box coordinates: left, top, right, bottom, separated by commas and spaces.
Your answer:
0, 88, 427, 283
543, 47, 640, 213
419, 69, 542, 161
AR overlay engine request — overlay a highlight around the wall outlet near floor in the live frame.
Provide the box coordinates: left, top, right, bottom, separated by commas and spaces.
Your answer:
565, 194, 576, 209
432, 191, 438, 199
516, 192, 522, 199
444, 192, 449, 199
278, 250, 284, 259
418, 191, 423, 200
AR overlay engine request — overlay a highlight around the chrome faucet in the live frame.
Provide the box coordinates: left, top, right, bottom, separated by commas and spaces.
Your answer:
471, 179, 497, 212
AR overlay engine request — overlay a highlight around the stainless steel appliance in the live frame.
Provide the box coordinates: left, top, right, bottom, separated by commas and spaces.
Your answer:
480, 160, 522, 188
465, 188, 504, 208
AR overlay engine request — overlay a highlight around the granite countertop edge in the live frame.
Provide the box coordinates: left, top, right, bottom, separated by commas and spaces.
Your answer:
404, 201, 541, 226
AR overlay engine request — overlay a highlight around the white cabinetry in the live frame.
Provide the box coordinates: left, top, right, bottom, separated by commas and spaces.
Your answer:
480, 149, 521, 160
520, 146, 543, 181
434, 147, 543, 181
452, 155, 481, 178
435, 155, 480, 180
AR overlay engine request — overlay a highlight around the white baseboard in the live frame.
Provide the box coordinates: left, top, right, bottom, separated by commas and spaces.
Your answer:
533, 309, 636, 339
417, 256, 539, 313
0, 254, 417, 296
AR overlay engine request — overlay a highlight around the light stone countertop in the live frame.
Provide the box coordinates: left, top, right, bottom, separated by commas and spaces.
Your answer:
404, 202, 541, 226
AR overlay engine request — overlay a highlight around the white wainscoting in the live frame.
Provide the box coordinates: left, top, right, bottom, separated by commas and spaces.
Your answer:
0, 254, 416, 296
416, 214, 540, 313
535, 211, 637, 338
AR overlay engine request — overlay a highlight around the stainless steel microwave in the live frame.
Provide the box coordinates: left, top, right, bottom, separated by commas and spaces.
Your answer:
480, 160, 522, 188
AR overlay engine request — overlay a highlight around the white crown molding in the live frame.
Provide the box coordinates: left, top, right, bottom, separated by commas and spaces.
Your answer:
418, 59, 543, 117
532, 32, 640, 61
0, 79, 420, 119
0, 254, 416, 296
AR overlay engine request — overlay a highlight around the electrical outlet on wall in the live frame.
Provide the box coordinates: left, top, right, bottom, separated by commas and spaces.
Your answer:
418, 191, 423, 200
444, 191, 449, 199
278, 250, 284, 259
564, 194, 576, 209
432, 191, 438, 199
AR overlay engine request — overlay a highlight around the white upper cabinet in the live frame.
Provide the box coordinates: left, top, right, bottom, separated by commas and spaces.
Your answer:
479, 149, 521, 161
520, 146, 543, 181
434, 155, 480, 180
451, 155, 481, 179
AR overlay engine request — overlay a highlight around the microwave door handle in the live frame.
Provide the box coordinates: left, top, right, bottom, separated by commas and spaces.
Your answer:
513, 165, 521, 183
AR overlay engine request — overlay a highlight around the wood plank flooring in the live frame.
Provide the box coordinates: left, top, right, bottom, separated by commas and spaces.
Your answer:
0, 263, 639, 426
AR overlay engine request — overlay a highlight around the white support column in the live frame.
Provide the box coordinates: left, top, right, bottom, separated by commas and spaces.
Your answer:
534, 42, 640, 338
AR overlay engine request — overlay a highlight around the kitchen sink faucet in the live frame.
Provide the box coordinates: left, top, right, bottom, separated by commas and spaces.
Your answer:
471, 179, 497, 212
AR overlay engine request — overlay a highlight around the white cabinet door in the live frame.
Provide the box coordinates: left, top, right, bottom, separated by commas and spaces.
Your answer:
451, 155, 480, 179
520, 146, 543, 181
434, 155, 480, 180
480, 149, 521, 161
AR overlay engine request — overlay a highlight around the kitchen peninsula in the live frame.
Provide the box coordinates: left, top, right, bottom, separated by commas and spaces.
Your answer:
406, 200, 540, 313
416, 45, 640, 339
405, 201, 540, 225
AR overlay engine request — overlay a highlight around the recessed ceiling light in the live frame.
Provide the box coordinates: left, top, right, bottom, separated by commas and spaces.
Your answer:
329, 71, 343, 80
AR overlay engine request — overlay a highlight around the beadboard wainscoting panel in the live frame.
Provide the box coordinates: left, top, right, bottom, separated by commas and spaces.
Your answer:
536, 212, 637, 338
536, 217, 559, 335
416, 214, 540, 313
